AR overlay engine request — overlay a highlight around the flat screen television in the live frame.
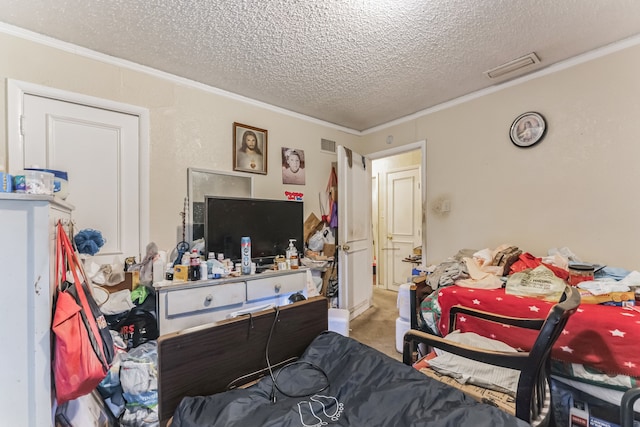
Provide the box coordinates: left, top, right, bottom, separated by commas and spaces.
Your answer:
205, 196, 304, 265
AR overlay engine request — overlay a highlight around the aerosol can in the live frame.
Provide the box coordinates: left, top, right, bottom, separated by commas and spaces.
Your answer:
241, 236, 252, 275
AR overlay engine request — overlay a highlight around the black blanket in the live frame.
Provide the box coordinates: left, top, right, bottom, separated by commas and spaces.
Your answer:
172, 331, 528, 427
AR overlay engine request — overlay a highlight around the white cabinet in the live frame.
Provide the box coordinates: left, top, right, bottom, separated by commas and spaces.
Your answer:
0, 194, 72, 427
155, 269, 308, 334
165, 281, 246, 317
246, 272, 307, 302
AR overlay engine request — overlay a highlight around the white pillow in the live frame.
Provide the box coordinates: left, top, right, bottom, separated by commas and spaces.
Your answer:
428, 331, 520, 395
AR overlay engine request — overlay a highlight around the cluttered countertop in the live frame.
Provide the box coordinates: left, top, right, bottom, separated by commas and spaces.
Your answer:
152, 266, 309, 291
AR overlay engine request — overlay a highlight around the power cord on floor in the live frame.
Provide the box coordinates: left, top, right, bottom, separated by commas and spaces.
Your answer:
265, 306, 329, 403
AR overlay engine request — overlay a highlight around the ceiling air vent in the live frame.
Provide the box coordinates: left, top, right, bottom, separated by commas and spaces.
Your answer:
484, 53, 540, 79
321, 138, 337, 154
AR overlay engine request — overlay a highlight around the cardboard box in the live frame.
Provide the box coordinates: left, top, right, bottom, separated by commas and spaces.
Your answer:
304, 213, 323, 243
323, 243, 336, 258
104, 271, 140, 294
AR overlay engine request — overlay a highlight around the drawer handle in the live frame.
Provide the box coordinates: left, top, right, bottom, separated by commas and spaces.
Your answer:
274, 284, 282, 293
204, 294, 213, 304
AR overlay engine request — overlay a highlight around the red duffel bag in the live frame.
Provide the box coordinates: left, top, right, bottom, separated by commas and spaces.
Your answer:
51, 222, 111, 404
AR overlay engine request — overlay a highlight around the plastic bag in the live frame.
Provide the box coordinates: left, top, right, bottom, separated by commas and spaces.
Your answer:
308, 229, 326, 252
308, 227, 334, 252
505, 265, 566, 302
120, 342, 158, 409
120, 342, 159, 426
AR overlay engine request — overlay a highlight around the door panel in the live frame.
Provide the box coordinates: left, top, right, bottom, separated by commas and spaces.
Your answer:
337, 146, 372, 319
22, 94, 141, 264
371, 174, 379, 286
385, 167, 420, 291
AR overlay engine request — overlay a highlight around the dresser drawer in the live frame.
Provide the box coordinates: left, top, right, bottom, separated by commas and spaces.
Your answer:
165, 281, 245, 316
246, 272, 305, 301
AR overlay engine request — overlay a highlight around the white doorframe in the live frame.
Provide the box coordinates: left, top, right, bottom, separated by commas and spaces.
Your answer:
7, 79, 150, 252
368, 140, 427, 273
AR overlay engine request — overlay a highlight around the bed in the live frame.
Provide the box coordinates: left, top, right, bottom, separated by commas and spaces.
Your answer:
431, 285, 640, 378
157, 297, 528, 427
412, 285, 640, 426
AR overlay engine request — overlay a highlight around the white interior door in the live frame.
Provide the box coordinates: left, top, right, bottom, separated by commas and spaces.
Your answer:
371, 174, 379, 286
337, 146, 372, 319
384, 167, 421, 292
9, 83, 146, 265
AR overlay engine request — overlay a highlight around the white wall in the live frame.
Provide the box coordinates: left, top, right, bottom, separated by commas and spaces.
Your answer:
0, 31, 360, 253
3, 29, 640, 270
359, 42, 640, 270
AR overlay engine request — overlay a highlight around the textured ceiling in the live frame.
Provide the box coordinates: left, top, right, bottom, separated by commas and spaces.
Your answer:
2, 1, 640, 131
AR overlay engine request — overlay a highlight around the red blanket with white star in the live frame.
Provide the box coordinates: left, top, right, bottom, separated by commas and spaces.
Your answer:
436, 285, 639, 378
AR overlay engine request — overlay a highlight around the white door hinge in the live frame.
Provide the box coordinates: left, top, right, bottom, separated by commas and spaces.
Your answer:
19, 115, 24, 136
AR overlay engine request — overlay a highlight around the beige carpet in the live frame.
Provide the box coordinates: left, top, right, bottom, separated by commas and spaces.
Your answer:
349, 287, 402, 361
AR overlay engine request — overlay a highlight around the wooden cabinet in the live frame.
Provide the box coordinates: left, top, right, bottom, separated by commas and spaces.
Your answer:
155, 269, 308, 334
0, 194, 72, 427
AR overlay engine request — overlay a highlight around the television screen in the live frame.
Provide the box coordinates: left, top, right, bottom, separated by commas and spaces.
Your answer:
205, 196, 304, 264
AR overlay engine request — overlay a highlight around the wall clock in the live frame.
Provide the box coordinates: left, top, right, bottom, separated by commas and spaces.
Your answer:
510, 112, 547, 148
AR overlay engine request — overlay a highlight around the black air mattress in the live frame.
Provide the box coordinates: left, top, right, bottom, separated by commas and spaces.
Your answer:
172, 331, 528, 427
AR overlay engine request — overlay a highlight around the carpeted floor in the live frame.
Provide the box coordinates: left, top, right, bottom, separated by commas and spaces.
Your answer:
349, 287, 402, 361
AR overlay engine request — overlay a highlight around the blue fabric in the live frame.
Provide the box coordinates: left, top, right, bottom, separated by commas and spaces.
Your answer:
595, 266, 630, 281
74, 229, 105, 255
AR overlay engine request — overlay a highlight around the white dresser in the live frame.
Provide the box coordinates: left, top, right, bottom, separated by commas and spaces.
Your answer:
154, 268, 308, 334
0, 194, 73, 427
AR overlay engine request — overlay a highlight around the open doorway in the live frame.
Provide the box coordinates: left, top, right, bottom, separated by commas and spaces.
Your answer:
369, 140, 426, 292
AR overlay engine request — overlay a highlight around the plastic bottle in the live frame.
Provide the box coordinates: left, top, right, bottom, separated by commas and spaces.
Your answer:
152, 257, 165, 284
189, 249, 201, 281
287, 239, 299, 269
206, 252, 216, 277
199, 261, 208, 281
181, 251, 191, 266
241, 236, 252, 275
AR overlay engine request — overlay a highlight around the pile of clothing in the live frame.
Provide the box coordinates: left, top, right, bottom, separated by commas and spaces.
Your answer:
418, 244, 640, 334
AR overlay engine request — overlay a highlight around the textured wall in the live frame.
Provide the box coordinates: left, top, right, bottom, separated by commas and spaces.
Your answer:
0, 32, 360, 253
360, 44, 640, 270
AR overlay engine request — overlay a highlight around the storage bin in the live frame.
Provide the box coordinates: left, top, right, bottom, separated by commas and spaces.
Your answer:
328, 308, 350, 337
24, 170, 54, 195
25, 168, 69, 199
395, 316, 411, 353
397, 283, 412, 320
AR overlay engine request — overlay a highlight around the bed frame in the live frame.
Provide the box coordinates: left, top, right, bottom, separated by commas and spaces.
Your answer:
157, 296, 329, 426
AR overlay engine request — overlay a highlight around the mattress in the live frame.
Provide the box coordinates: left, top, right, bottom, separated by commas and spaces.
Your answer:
171, 331, 529, 427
